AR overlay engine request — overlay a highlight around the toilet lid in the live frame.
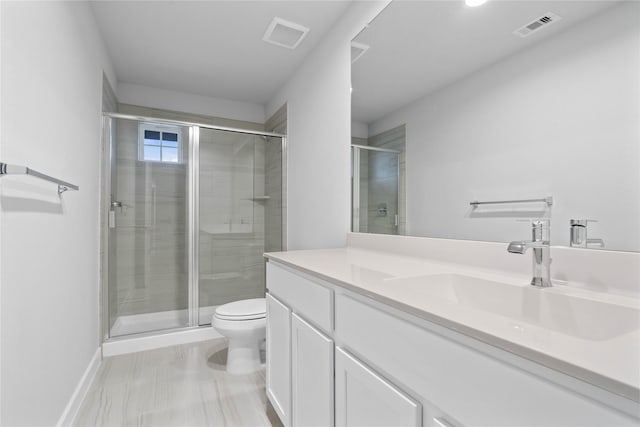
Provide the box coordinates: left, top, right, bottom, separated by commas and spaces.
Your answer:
215, 298, 266, 320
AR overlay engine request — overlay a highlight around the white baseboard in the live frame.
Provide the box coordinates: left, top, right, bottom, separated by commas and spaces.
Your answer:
102, 326, 223, 357
56, 347, 102, 427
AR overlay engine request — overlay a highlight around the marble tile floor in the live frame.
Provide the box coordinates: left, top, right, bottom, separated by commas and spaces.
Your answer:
74, 339, 282, 427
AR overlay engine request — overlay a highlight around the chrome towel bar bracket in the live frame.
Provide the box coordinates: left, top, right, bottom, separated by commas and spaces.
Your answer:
0, 162, 79, 195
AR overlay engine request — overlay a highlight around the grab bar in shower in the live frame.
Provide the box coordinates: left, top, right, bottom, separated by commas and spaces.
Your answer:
470, 197, 553, 207
0, 162, 79, 194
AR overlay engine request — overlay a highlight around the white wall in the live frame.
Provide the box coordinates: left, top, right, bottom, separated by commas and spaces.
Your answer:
267, 1, 390, 250
1, 2, 115, 425
351, 121, 369, 139
118, 82, 265, 124
370, 2, 640, 252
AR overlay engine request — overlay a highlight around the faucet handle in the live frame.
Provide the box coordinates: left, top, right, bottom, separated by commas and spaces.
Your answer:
570, 219, 602, 248
570, 219, 597, 226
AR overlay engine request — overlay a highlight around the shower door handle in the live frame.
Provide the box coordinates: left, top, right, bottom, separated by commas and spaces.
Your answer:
109, 200, 123, 228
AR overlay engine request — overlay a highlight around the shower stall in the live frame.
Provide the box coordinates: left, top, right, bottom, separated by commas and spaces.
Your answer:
351, 124, 406, 235
102, 113, 284, 339
351, 144, 402, 235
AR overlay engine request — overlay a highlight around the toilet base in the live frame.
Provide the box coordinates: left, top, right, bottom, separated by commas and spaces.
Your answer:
226, 336, 262, 375
213, 315, 266, 375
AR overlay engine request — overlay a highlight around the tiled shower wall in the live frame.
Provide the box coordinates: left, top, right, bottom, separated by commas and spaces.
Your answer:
264, 139, 283, 253
265, 104, 286, 252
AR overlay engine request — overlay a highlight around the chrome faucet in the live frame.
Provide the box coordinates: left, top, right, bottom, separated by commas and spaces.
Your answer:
570, 219, 604, 248
507, 220, 552, 288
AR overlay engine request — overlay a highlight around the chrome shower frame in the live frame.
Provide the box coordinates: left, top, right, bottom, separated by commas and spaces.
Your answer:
100, 112, 287, 342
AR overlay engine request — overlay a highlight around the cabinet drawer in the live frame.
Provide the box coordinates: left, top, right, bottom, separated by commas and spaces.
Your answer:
267, 262, 333, 333
335, 293, 636, 426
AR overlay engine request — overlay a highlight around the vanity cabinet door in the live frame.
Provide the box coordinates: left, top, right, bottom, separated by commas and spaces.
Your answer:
266, 293, 291, 427
291, 313, 334, 427
335, 347, 421, 427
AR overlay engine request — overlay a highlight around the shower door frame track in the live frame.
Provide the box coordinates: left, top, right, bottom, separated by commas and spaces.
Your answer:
100, 112, 287, 342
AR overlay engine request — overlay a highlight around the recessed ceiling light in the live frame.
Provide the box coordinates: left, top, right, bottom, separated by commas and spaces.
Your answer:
465, 0, 488, 7
262, 17, 309, 50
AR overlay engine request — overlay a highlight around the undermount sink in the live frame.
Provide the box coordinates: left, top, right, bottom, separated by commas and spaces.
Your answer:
385, 274, 640, 341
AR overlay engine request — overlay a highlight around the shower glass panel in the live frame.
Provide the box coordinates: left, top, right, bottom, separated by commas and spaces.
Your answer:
107, 117, 190, 337
352, 146, 400, 235
198, 129, 283, 325
104, 113, 284, 338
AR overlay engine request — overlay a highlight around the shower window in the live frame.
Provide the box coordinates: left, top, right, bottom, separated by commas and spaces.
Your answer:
139, 123, 182, 163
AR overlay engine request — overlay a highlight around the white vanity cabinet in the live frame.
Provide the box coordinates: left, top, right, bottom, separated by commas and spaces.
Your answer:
335, 347, 421, 427
334, 293, 638, 427
266, 260, 639, 427
291, 313, 333, 427
266, 262, 335, 427
266, 293, 291, 426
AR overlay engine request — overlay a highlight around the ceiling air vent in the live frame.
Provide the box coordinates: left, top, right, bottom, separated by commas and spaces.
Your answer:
262, 17, 309, 50
351, 42, 370, 64
513, 13, 562, 38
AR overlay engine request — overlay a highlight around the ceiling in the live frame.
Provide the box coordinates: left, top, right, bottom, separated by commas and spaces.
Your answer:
352, 1, 620, 124
91, 1, 352, 105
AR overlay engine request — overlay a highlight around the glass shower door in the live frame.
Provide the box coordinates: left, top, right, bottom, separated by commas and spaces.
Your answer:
197, 129, 282, 325
352, 146, 400, 235
107, 117, 191, 337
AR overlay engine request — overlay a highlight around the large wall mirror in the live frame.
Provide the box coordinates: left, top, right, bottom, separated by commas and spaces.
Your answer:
351, 0, 639, 252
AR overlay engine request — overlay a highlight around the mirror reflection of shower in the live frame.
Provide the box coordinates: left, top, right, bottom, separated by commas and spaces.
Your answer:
351, 124, 406, 235
103, 114, 284, 338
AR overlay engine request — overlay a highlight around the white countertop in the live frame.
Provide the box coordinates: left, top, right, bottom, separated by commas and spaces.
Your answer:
265, 246, 640, 403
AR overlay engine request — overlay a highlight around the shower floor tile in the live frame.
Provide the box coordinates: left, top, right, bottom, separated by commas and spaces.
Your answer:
73, 339, 282, 427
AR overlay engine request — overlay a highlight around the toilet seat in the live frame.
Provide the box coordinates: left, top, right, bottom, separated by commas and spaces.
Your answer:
214, 298, 266, 321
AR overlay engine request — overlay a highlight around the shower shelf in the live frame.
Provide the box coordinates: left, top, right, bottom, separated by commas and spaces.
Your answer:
248, 196, 271, 201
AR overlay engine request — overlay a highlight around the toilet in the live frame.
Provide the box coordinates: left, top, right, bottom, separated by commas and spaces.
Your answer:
212, 298, 266, 375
